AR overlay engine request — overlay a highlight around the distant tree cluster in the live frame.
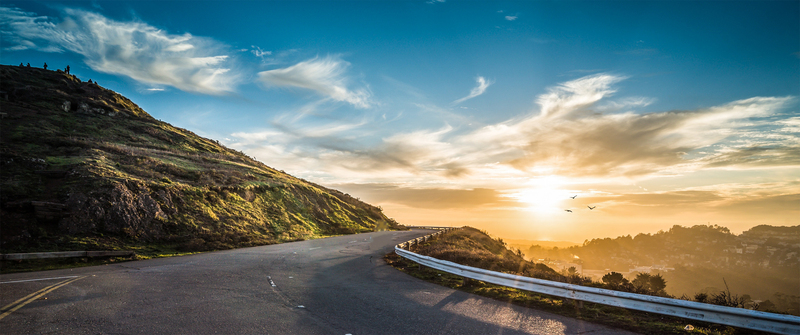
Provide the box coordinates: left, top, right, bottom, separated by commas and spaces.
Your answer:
599, 272, 668, 296
524, 224, 800, 315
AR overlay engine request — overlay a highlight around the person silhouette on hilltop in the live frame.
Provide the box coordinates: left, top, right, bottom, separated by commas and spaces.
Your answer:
26, 63, 30, 67
65, 65, 70, 74
43, 62, 48, 70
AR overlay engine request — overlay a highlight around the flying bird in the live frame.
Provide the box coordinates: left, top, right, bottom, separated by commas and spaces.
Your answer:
588, 206, 596, 210
570, 195, 577, 199
565, 209, 573, 213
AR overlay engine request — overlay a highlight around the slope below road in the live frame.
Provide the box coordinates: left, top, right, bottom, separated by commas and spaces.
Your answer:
0, 230, 635, 334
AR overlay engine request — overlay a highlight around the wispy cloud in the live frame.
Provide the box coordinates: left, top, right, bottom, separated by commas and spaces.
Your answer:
597, 96, 656, 111
234, 73, 797, 186
536, 73, 626, 118
468, 74, 796, 177
257, 56, 371, 108
333, 184, 509, 209
452, 76, 493, 105
0, 6, 237, 95
251, 45, 272, 59
505, 15, 518, 21
582, 181, 800, 219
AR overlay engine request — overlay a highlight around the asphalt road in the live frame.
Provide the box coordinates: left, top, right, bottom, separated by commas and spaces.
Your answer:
0, 230, 637, 334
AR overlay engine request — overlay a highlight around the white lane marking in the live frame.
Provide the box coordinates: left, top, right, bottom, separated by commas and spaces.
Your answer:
308, 247, 321, 250
0, 276, 79, 284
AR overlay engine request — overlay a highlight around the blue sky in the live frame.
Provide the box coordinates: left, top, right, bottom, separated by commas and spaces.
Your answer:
2, 1, 798, 241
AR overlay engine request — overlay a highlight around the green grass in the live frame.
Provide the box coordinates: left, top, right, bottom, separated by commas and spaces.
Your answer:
45, 155, 88, 166
1, 64, 401, 266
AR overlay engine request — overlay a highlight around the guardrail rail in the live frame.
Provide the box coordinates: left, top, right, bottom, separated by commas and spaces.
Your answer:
1, 250, 135, 260
394, 227, 800, 335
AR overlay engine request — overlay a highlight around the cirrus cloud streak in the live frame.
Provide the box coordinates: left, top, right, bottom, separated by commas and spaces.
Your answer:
0, 6, 237, 94
233, 73, 797, 185
452, 76, 493, 105
257, 56, 371, 108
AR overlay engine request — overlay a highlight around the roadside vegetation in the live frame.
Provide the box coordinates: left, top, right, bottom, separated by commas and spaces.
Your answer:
385, 227, 772, 335
0, 64, 402, 273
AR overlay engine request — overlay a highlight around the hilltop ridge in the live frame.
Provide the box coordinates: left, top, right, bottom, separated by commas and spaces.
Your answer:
0, 64, 402, 255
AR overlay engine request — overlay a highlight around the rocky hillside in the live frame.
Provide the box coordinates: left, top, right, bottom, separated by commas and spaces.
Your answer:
0, 64, 402, 254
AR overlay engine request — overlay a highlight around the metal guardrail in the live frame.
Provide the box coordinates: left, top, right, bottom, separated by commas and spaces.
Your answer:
403, 225, 457, 230
1, 251, 135, 260
394, 229, 800, 334
395, 227, 456, 249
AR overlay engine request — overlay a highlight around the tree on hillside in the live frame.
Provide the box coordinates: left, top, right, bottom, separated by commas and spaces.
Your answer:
602, 272, 629, 289
649, 273, 667, 294
632, 273, 653, 292
567, 266, 577, 276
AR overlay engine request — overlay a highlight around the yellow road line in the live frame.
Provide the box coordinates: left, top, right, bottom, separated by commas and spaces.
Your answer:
0, 280, 65, 312
0, 276, 86, 321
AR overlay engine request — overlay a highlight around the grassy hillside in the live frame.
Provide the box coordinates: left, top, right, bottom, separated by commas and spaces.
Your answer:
408, 227, 565, 280
0, 64, 402, 257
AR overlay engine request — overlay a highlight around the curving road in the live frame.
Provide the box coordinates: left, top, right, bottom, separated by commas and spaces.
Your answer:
0, 230, 636, 334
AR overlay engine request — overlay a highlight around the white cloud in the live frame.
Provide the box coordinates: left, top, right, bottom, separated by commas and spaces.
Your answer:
463, 75, 796, 177
536, 73, 626, 118
250, 45, 273, 64
251, 46, 272, 58
233, 73, 797, 186
452, 76, 493, 105
505, 15, 518, 21
0, 6, 236, 94
257, 56, 371, 108
597, 96, 656, 111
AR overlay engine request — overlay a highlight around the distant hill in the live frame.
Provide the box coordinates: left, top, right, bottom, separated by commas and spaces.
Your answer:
505, 239, 578, 251
0, 64, 402, 254
523, 224, 800, 314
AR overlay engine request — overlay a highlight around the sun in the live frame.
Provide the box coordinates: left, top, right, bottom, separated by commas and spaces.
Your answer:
512, 176, 570, 214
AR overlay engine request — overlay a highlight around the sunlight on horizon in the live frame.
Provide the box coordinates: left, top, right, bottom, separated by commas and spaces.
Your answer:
510, 176, 571, 215
3, 1, 795, 244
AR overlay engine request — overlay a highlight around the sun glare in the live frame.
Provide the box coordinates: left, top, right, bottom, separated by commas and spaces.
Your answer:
512, 176, 570, 215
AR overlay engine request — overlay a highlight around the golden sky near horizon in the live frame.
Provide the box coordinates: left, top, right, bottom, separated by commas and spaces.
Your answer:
320, 75, 800, 242
6, 2, 796, 243
335, 169, 799, 242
